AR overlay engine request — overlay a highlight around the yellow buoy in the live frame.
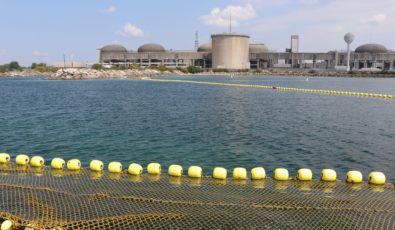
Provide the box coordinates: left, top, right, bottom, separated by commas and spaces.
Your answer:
213, 167, 227, 180
108, 161, 122, 173
16, 154, 30, 165
346, 170, 363, 183
368, 171, 386, 185
232, 167, 247, 180
128, 163, 143, 175
251, 167, 266, 180
0, 153, 11, 163
188, 166, 202, 178
274, 168, 289, 181
30, 156, 45, 167
147, 163, 161, 175
321, 169, 337, 182
67, 159, 81, 170
297, 168, 313, 181
0, 220, 13, 230
89, 160, 104, 172
51, 158, 65, 169
168, 164, 183, 177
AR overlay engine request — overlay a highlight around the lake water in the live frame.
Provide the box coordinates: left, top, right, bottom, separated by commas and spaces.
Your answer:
0, 76, 394, 180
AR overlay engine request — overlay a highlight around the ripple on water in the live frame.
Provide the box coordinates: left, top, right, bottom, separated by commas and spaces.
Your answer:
0, 76, 394, 180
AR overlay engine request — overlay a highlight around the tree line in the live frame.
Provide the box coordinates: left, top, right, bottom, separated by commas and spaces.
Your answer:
0, 61, 58, 73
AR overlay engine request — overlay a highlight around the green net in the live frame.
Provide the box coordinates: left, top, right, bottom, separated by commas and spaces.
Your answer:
0, 164, 394, 229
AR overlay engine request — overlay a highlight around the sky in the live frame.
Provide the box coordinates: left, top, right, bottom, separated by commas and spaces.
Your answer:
0, 0, 394, 66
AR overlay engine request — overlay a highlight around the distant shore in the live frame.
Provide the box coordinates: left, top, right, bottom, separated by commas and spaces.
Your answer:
2, 68, 395, 80
0, 69, 53, 77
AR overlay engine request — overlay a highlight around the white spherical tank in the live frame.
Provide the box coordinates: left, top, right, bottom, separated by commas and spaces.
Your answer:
211, 34, 250, 70
344, 32, 355, 45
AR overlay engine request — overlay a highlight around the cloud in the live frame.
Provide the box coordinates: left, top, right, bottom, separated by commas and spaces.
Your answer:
362, 14, 387, 25
32, 50, 48, 56
298, 0, 319, 5
201, 4, 255, 27
117, 23, 144, 37
99, 6, 116, 14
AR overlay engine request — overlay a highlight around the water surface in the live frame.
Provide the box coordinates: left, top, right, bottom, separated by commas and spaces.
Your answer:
0, 76, 394, 180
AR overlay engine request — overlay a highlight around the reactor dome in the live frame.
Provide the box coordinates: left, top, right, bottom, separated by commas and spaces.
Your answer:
355, 44, 387, 53
100, 44, 127, 52
197, 43, 212, 52
138, 43, 166, 53
249, 44, 269, 53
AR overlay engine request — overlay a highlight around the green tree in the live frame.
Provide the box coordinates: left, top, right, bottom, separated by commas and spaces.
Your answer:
9, 61, 21, 71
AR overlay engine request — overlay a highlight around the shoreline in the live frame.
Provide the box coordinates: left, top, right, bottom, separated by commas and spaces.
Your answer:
2, 68, 395, 80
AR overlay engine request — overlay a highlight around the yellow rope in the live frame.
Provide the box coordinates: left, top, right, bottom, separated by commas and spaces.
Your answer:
143, 78, 395, 99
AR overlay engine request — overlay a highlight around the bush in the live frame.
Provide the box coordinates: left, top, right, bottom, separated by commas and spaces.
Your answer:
186, 66, 203, 74
111, 65, 128, 70
148, 64, 173, 72
31, 63, 58, 72
239, 69, 250, 72
176, 67, 188, 73
213, 68, 229, 73
130, 64, 141, 70
0, 65, 7, 73
91, 64, 103, 70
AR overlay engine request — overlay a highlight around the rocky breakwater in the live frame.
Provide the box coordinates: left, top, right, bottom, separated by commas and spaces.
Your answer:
46, 68, 177, 80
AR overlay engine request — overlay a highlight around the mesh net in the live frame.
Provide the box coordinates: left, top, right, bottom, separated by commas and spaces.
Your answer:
0, 164, 394, 229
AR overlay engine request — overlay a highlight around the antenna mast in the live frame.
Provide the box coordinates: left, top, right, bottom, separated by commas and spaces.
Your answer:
194, 31, 199, 50
229, 13, 232, 33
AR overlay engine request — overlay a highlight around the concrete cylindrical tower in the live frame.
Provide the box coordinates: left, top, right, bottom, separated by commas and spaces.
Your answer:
211, 33, 250, 70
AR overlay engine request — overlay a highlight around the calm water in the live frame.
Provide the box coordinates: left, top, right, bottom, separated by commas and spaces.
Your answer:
0, 76, 394, 180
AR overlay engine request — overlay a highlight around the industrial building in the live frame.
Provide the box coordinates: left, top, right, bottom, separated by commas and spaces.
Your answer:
99, 33, 395, 71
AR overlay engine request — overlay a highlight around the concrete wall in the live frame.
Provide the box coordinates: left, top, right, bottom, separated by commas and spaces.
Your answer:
211, 34, 250, 69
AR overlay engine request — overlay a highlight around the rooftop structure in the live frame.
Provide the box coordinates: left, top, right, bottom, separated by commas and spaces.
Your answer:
101, 44, 127, 53
355, 44, 388, 54
197, 43, 212, 52
138, 43, 166, 53
249, 44, 269, 54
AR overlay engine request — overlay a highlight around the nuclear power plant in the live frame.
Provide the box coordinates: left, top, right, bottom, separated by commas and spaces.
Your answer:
98, 32, 395, 71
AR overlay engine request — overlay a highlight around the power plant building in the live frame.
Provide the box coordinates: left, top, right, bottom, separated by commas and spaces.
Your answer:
99, 34, 395, 71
